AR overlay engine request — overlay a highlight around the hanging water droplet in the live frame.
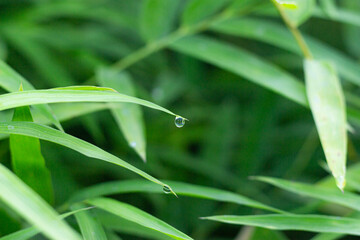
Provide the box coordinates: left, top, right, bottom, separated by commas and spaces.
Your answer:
174, 116, 185, 128
7, 125, 14, 130
163, 185, 171, 194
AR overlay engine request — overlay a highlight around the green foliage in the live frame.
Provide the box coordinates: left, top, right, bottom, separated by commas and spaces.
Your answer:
0, 0, 360, 239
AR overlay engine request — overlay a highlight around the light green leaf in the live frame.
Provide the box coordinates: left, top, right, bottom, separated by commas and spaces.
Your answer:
304, 60, 347, 190
0, 122, 175, 195
68, 180, 284, 213
87, 198, 193, 240
0, 207, 93, 240
182, 0, 231, 26
0, 60, 63, 131
72, 203, 107, 240
274, 0, 315, 26
170, 35, 307, 106
0, 88, 179, 117
0, 163, 81, 240
140, 0, 180, 41
52, 86, 116, 92
10, 101, 53, 204
254, 177, 360, 211
202, 214, 360, 236
97, 68, 146, 161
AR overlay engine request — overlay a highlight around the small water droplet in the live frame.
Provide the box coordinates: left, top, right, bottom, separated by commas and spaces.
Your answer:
174, 116, 185, 128
130, 141, 137, 148
7, 125, 14, 130
163, 185, 171, 194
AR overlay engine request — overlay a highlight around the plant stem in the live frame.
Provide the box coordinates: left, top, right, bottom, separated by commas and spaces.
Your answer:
271, 0, 314, 59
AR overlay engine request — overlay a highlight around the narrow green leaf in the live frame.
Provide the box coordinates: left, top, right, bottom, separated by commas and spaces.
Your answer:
72, 203, 107, 240
182, 0, 231, 25
0, 207, 93, 240
274, 0, 315, 26
202, 214, 360, 236
87, 198, 193, 240
69, 180, 284, 213
140, 0, 180, 41
0, 88, 179, 117
97, 68, 147, 161
254, 177, 360, 212
0, 60, 63, 131
10, 102, 53, 204
0, 122, 175, 194
170, 35, 307, 106
0, 163, 81, 240
53, 86, 116, 92
304, 60, 347, 190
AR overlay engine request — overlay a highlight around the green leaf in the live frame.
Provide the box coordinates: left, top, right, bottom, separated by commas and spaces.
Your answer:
0, 163, 81, 240
274, 0, 315, 26
0, 122, 175, 194
10, 101, 53, 204
170, 35, 307, 106
97, 68, 147, 161
254, 177, 360, 212
0, 207, 93, 240
87, 198, 193, 240
304, 60, 347, 190
202, 214, 360, 236
182, 0, 231, 25
210, 18, 360, 87
72, 203, 107, 240
140, 0, 180, 41
0, 60, 63, 131
68, 180, 284, 213
0, 88, 179, 117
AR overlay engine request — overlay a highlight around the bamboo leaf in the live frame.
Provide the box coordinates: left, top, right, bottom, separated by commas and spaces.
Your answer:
274, 0, 315, 26
97, 68, 147, 161
0, 122, 175, 195
140, 0, 180, 41
87, 198, 193, 240
10, 96, 53, 204
0, 163, 81, 240
202, 214, 360, 236
68, 180, 284, 213
254, 177, 360, 211
0, 60, 63, 131
304, 60, 347, 190
72, 203, 107, 240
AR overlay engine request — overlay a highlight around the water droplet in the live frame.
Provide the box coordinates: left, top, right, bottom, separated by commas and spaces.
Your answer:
163, 185, 171, 194
174, 116, 185, 128
130, 141, 137, 148
7, 125, 14, 130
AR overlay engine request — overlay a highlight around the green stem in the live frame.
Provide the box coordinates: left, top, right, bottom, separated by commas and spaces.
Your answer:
271, 0, 314, 59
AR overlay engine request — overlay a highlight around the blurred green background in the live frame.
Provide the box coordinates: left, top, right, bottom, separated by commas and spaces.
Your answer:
0, 0, 360, 239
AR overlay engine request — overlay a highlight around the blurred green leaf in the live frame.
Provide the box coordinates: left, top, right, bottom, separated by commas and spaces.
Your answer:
140, 0, 180, 41
202, 214, 360, 236
304, 60, 347, 190
274, 0, 315, 26
0, 163, 81, 240
97, 68, 147, 161
10, 101, 53, 204
87, 198, 193, 240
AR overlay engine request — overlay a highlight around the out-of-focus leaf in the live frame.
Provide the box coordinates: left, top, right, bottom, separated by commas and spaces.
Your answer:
69, 179, 284, 213
304, 60, 347, 190
254, 177, 360, 211
140, 0, 180, 41
273, 0, 315, 26
0, 207, 93, 240
87, 198, 193, 240
210, 18, 360, 86
10, 98, 53, 203
0, 163, 81, 240
97, 68, 146, 161
182, 0, 231, 26
72, 203, 107, 240
0, 122, 176, 195
202, 214, 360, 236
318, 0, 337, 18
170, 35, 307, 106
0, 60, 63, 131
